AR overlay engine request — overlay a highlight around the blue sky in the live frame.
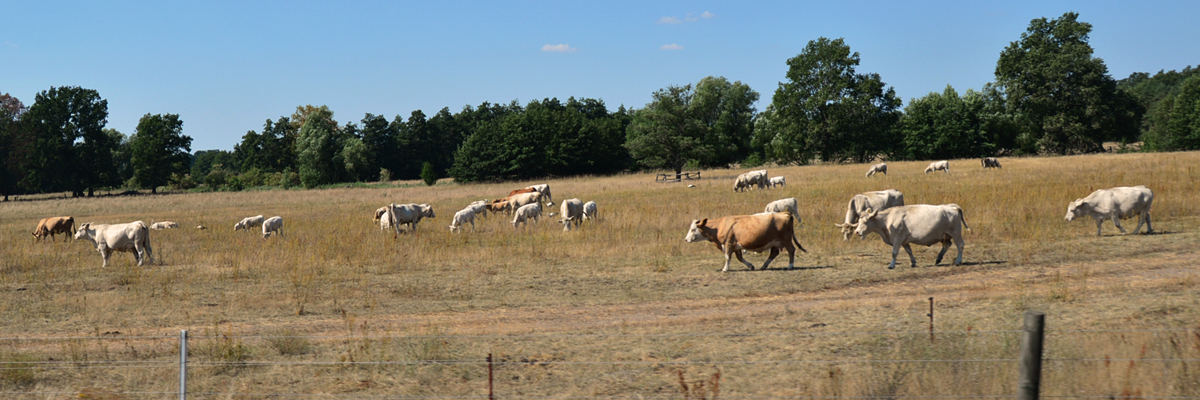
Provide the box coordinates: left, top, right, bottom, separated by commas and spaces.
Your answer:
4, 1, 1197, 151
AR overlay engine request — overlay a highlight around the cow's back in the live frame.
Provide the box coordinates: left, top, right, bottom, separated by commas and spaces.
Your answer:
1087, 186, 1153, 216
882, 205, 963, 245
717, 213, 794, 250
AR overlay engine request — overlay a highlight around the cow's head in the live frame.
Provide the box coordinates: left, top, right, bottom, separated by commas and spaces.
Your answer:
1064, 199, 1084, 221
73, 223, 92, 240
684, 219, 709, 243
835, 223, 853, 241
853, 209, 878, 240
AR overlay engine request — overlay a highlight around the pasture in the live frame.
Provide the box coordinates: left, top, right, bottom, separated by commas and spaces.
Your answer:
1, 152, 1198, 398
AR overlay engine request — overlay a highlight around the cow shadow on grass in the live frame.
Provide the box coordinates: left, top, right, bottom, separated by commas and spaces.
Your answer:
724, 265, 834, 273
1101, 230, 1176, 237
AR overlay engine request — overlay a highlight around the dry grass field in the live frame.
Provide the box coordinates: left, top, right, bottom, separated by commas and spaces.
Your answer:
1, 152, 1199, 398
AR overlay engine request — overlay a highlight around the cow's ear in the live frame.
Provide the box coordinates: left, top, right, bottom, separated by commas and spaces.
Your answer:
698, 218, 708, 227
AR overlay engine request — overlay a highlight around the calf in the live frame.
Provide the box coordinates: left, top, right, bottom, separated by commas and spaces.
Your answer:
582, 201, 598, 222
235, 215, 265, 231
262, 216, 284, 238
866, 163, 888, 177
449, 208, 477, 233
559, 198, 584, 231
924, 160, 950, 174
511, 203, 542, 229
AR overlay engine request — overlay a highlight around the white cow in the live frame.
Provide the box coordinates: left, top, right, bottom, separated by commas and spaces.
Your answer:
559, 198, 584, 231
982, 157, 1001, 169
525, 184, 553, 205
449, 208, 477, 233
582, 201, 598, 222
866, 163, 888, 177
733, 173, 752, 192
234, 215, 265, 231
466, 200, 489, 219
836, 189, 905, 240
150, 221, 178, 230
924, 160, 950, 174
511, 203, 542, 229
1065, 186, 1154, 236
262, 216, 284, 238
764, 198, 801, 224
747, 170, 768, 189
74, 221, 153, 268
768, 176, 786, 188
853, 204, 971, 269
387, 203, 434, 234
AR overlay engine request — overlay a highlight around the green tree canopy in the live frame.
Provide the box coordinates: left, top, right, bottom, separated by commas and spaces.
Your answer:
896, 86, 995, 160
294, 106, 340, 188
624, 84, 712, 175
1143, 74, 1200, 150
765, 37, 902, 164
995, 12, 1142, 154
130, 113, 192, 193
20, 86, 114, 196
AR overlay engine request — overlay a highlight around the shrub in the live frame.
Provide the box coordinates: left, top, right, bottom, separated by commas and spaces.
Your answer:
169, 173, 198, 190
379, 168, 393, 182
204, 169, 228, 188
420, 162, 439, 186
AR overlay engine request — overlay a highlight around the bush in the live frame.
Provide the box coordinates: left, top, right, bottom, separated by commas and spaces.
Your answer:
205, 169, 228, 188
225, 175, 245, 191
278, 169, 301, 189
420, 162, 439, 186
239, 168, 269, 187
379, 168, 393, 182
169, 173, 198, 190
741, 153, 766, 168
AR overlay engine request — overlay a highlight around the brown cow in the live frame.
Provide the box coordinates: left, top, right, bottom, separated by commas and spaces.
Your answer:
684, 212, 807, 272
32, 216, 75, 242
508, 187, 538, 197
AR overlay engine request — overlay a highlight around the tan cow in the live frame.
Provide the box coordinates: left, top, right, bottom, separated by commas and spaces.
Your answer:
74, 221, 153, 268
836, 189, 905, 240
852, 204, 970, 269
684, 212, 807, 272
32, 216, 75, 242
234, 215, 265, 231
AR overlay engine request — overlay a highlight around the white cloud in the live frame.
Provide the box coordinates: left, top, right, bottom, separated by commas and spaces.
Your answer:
4, 41, 17, 48
541, 44, 577, 53
656, 16, 682, 24
660, 44, 683, 50
700, 11, 714, 19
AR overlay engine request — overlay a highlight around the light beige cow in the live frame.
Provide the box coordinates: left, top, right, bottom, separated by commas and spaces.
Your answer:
866, 163, 888, 177
1065, 186, 1154, 236
852, 204, 970, 269
836, 189, 905, 240
74, 221, 153, 268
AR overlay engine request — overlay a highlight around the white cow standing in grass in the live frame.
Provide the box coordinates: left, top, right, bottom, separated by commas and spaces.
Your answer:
853, 204, 970, 269
511, 203, 542, 229
74, 221, 153, 268
768, 176, 786, 188
582, 201, 598, 222
559, 198, 584, 231
924, 160, 950, 174
525, 184, 553, 205
837, 189, 905, 240
235, 215, 265, 231
1065, 186, 1154, 236
262, 216, 284, 238
449, 208, 477, 233
866, 163, 888, 177
764, 198, 801, 223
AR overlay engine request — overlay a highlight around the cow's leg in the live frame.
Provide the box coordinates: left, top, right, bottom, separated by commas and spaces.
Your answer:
100, 246, 111, 268
1111, 214, 1127, 235
721, 250, 733, 272
760, 247, 780, 271
1143, 211, 1153, 234
1094, 217, 1105, 236
903, 243, 918, 268
953, 234, 965, 265
889, 241, 902, 270
785, 244, 796, 270
470, 220, 476, 232
935, 238, 951, 265
733, 248, 755, 271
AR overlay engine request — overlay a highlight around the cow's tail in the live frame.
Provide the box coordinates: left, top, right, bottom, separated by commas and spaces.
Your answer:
789, 215, 808, 253
955, 204, 972, 233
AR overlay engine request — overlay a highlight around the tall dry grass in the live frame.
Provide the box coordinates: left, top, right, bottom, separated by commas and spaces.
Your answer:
0, 152, 1198, 397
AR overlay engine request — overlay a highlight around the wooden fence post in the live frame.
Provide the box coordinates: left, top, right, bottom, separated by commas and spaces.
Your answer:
1018, 311, 1045, 400
487, 353, 494, 400
179, 330, 188, 400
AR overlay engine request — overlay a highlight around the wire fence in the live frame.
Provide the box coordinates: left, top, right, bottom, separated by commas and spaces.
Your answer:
0, 321, 1197, 399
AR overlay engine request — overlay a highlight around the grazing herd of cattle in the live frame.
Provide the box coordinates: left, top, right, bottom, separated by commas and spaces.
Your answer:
31, 158, 1155, 271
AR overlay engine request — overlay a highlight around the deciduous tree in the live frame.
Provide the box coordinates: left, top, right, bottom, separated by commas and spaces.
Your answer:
130, 113, 192, 193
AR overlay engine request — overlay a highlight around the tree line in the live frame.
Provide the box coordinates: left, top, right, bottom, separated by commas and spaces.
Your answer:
3, 12, 1199, 198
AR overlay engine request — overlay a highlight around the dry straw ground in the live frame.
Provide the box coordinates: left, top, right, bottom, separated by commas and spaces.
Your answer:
1, 152, 1198, 398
